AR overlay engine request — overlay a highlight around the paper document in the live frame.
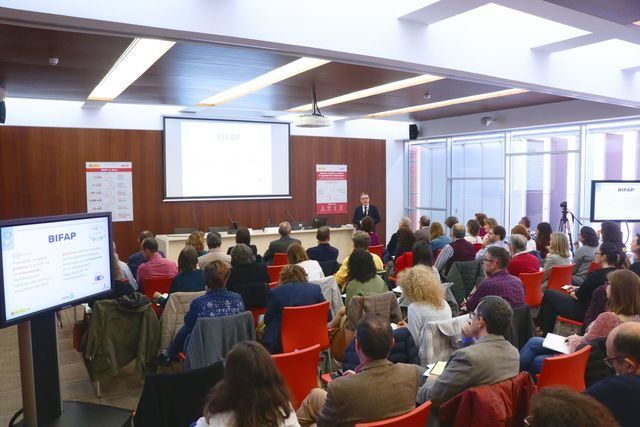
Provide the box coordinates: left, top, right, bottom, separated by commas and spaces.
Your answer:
542, 333, 570, 354
428, 361, 447, 376
392, 286, 403, 293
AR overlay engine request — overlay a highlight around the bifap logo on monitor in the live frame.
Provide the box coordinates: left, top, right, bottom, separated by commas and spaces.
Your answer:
48, 232, 76, 243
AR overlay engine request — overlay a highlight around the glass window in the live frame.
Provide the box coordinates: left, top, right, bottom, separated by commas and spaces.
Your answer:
451, 179, 504, 225
451, 135, 504, 178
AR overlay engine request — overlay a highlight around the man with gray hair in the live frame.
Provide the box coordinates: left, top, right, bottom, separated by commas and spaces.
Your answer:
434, 223, 476, 275
414, 215, 431, 242
263, 221, 301, 264
335, 231, 384, 290
507, 233, 540, 277
198, 231, 232, 269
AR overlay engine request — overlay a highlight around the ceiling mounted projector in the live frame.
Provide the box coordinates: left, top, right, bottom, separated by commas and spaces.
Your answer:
294, 87, 331, 128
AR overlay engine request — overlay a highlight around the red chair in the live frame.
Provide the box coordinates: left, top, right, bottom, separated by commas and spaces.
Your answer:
354, 401, 433, 427
272, 253, 288, 266
588, 261, 601, 273
267, 264, 285, 283
520, 271, 544, 308
547, 264, 575, 292
394, 252, 413, 275
281, 301, 330, 353
368, 244, 384, 258
472, 243, 483, 253
272, 344, 320, 410
537, 344, 591, 391
142, 276, 174, 316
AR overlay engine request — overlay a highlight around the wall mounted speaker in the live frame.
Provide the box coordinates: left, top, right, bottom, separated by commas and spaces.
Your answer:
0, 101, 5, 124
409, 124, 418, 140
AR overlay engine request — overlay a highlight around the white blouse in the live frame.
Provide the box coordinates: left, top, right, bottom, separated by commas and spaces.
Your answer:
297, 259, 325, 281
195, 409, 300, 427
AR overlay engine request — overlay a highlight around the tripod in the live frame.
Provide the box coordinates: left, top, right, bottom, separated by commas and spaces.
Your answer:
558, 202, 582, 256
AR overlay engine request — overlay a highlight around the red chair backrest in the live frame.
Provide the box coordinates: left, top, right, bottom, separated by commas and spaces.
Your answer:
368, 244, 384, 258
142, 276, 174, 300
281, 301, 330, 353
547, 264, 575, 292
272, 344, 321, 410
538, 344, 591, 392
267, 264, 285, 283
472, 243, 483, 253
520, 271, 544, 308
434, 249, 441, 260
273, 253, 288, 266
394, 252, 413, 274
588, 261, 601, 273
354, 401, 433, 427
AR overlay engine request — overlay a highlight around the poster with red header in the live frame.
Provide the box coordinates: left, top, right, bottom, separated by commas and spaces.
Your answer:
86, 162, 133, 222
316, 164, 347, 215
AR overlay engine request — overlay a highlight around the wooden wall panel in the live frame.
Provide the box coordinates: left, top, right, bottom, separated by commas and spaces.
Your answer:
0, 126, 386, 259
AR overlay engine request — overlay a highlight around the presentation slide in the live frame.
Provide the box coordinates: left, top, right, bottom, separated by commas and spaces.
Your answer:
1, 216, 112, 323
591, 180, 640, 222
164, 118, 290, 199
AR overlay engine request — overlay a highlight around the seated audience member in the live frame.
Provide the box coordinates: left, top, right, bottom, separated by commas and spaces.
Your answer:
537, 242, 621, 334
345, 249, 388, 308
186, 231, 207, 257
475, 225, 509, 261
475, 212, 488, 237
360, 215, 379, 246
527, 388, 619, 427
286, 243, 324, 281
398, 265, 452, 350
444, 215, 458, 233
464, 219, 483, 244
414, 215, 431, 242
601, 220, 625, 254
335, 231, 384, 290
263, 221, 301, 264
166, 261, 244, 359
507, 234, 540, 277
136, 237, 178, 291
541, 232, 572, 290
573, 226, 599, 285
386, 216, 414, 259
519, 216, 536, 241
127, 230, 165, 279
429, 222, 451, 253
465, 247, 525, 312
481, 217, 498, 240
417, 296, 519, 406
296, 314, 420, 426
195, 341, 299, 427
155, 246, 205, 302
263, 265, 329, 354
306, 226, 339, 262
585, 322, 640, 427
629, 233, 640, 277
226, 226, 259, 260
227, 243, 270, 287
511, 224, 536, 252
536, 222, 552, 259
434, 223, 476, 275
521, 269, 640, 375
198, 231, 231, 269
412, 240, 441, 280
113, 242, 137, 290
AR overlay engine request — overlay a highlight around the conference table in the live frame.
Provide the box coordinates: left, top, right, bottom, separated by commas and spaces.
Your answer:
156, 225, 356, 263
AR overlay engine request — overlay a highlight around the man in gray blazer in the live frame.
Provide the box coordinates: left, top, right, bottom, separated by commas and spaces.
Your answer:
417, 295, 519, 407
262, 221, 301, 264
297, 314, 420, 426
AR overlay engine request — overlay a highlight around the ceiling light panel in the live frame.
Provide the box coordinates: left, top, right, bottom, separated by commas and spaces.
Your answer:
553, 39, 640, 70
88, 38, 175, 101
430, 3, 589, 48
365, 88, 528, 118
198, 57, 330, 107
287, 74, 444, 113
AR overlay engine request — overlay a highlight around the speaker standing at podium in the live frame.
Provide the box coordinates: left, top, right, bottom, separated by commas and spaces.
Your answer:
352, 192, 381, 230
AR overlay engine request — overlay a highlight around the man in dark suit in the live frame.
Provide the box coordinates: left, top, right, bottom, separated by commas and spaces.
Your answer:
263, 221, 301, 264
352, 192, 381, 229
306, 226, 339, 262
296, 314, 420, 426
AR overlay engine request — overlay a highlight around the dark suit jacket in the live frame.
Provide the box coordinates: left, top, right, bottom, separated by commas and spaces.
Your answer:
317, 359, 419, 427
263, 235, 301, 263
262, 283, 326, 354
352, 204, 381, 228
227, 263, 270, 287
306, 243, 339, 262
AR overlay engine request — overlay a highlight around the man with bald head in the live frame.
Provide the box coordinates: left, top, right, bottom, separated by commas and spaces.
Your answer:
585, 322, 640, 427
263, 221, 301, 264
433, 223, 476, 275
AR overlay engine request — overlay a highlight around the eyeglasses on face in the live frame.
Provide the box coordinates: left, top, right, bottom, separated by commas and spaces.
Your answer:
604, 355, 625, 368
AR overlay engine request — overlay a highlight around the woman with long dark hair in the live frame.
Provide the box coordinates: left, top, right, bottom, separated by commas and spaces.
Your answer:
195, 341, 299, 427
345, 249, 387, 308
536, 222, 552, 259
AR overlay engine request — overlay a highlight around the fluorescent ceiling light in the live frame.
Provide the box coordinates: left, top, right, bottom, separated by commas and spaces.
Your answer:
198, 57, 330, 107
553, 39, 640, 70
88, 38, 175, 101
431, 3, 588, 48
276, 113, 347, 122
365, 88, 528, 118
287, 74, 444, 113
634, 20, 640, 26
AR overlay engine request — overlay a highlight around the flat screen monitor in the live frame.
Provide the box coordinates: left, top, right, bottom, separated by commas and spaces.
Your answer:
0, 212, 114, 328
163, 117, 291, 200
590, 180, 640, 222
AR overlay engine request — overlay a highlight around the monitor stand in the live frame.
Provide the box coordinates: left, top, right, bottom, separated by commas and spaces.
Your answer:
15, 312, 131, 426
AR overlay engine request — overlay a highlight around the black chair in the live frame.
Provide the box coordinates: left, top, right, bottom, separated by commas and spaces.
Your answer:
319, 260, 340, 276
131, 360, 224, 427
506, 304, 535, 350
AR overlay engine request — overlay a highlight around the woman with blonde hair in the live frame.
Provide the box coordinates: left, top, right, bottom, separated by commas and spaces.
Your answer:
286, 243, 324, 281
398, 265, 452, 362
186, 231, 207, 256
542, 232, 572, 290
429, 222, 451, 253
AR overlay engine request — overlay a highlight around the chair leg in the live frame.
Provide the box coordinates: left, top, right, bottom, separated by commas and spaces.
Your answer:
91, 380, 101, 398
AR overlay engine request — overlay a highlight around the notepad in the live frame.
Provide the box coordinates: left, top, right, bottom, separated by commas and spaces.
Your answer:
542, 332, 570, 354
428, 361, 447, 376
